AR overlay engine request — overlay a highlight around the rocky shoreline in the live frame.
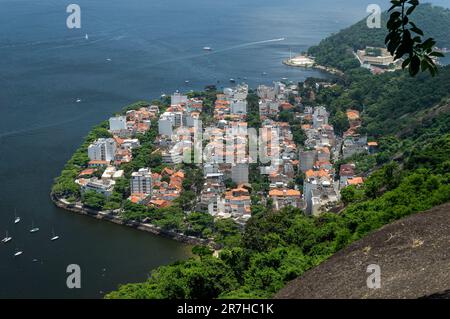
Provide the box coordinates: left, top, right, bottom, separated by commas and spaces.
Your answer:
50, 193, 220, 249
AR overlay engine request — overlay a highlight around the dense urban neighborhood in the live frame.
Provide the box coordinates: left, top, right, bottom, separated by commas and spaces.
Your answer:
52, 77, 380, 243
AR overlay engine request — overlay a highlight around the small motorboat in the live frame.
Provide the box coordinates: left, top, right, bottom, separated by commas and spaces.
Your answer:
30, 221, 39, 233
203, 46, 212, 51
2, 231, 12, 243
50, 229, 60, 241
14, 250, 23, 257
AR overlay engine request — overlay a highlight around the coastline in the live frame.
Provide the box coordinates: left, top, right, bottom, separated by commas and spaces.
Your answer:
50, 193, 219, 249
282, 56, 344, 76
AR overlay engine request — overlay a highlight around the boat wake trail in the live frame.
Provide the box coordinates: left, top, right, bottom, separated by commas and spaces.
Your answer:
139, 37, 286, 69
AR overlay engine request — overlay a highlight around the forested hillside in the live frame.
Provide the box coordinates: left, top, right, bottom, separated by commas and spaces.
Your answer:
308, 3, 450, 72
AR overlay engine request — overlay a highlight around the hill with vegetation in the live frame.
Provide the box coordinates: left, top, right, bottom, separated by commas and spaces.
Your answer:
308, 3, 450, 72
275, 202, 450, 299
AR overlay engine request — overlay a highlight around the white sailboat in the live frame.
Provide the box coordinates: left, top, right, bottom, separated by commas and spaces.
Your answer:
30, 221, 39, 233
14, 210, 20, 224
50, 229, 60, 241
2, 231, 12, 243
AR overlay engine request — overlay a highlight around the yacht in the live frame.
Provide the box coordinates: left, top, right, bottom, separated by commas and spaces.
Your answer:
30, 221, 39, 233
2, 231, 12, 243
50, 229, 60, 241
14, 210, 20, 224
14, 250, 23, 257
203, 46, 212, 51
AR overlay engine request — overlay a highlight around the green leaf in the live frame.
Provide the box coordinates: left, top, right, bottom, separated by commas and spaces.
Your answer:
429, 51, 445, 58
409, 55, 420, 76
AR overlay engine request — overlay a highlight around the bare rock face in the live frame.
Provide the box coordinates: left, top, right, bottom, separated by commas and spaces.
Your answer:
275, 203, 450, 299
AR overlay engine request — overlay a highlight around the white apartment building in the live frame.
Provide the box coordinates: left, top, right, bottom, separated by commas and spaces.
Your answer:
158, 111, 184, 136
87, 138, 117, 162
131, 168, 152, 195
78, 178, 115, 197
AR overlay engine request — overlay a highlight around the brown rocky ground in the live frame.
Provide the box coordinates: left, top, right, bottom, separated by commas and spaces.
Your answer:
275, 203, 450, 299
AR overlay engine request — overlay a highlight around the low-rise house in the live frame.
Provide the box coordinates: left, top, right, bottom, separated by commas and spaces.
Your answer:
224, 187, 251, 218
339, 163, 356, 188
269, 189, 302, 210
310, 186, 339, 216
87, 160, 109, 168
342, 136, 368, 159
78, 168, 97, 178
101, 166, 124, 181
76, 178, 115, 197
347, 177, 364, 186
368, 141, 379, 154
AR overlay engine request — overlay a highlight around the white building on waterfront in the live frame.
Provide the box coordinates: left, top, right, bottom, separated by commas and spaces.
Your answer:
77, 178, 115, 197
87, 138, 117, 162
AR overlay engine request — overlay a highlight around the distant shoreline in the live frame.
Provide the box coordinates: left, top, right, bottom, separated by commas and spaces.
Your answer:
51, 193, 219, 248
